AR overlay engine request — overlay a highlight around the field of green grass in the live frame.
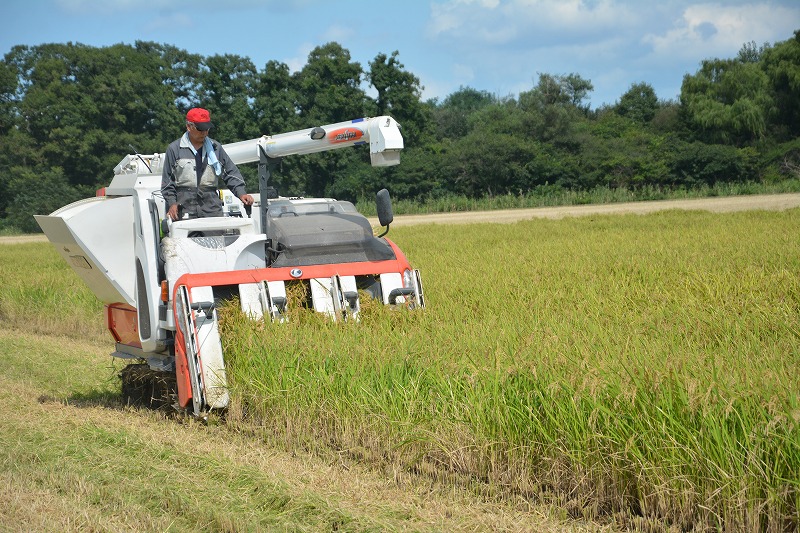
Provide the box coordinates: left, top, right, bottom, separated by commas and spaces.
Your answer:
1, 206, 798, 531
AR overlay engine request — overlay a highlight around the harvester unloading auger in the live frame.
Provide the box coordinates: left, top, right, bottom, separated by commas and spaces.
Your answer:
35, 116, 425, 417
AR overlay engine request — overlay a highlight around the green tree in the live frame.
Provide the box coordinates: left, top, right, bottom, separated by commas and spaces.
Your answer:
680, 44, 774, 145
736, 40, 769, 63
449, 130, 540, 196
293, 42, 369, 124
368, 51, 432, 145
133, 41, 203, 116
0, 43, 181, 229
10, 43, 179, 173
188, 53, 261, 190
519, 73, 593, 145
253, 59, 299, 134
669, 141, 758, 186
523, 73, 593, 110
196, 54, 259, 143
433, 86, 495, 139
616, 82, 659, 124
650, 99, 682, 134
4, 167, 82, 232
0, 59, 16, 135
249, 59, 304, 197
760, 30, 800, 140
0, 55, 20, 222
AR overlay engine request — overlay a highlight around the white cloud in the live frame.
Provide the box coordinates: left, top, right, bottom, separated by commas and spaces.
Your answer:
424, 0, 648, 102
285, 43, 314, 73
420, 0, 799, 106
322, 24, 352, 45
428, 0, 640, 47
643, 3, 800, 61
451, 62, 476, 83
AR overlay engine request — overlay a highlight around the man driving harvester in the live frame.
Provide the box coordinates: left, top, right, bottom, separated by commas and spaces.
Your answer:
161, 107, 254, 220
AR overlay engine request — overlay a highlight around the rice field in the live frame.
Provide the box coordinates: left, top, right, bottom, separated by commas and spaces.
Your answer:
2, 207, 798, 531
0, 242, 105, 339
219, 209, 800, 531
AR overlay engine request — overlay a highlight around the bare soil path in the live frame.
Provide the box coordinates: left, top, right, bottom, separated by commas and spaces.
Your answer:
381, 192, 800, 227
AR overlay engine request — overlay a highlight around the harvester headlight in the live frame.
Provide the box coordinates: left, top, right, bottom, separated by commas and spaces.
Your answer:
403, 269, 414, 288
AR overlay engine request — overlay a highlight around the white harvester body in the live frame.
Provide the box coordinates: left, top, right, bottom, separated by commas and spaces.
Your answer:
35, 116, 424, 416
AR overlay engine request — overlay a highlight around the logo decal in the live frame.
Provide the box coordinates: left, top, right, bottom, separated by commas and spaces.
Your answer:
328, 127, 363, 143
290, 268, 303, 278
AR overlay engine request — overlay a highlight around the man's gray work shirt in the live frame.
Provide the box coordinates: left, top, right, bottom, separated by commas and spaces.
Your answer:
161, 133, 247, 218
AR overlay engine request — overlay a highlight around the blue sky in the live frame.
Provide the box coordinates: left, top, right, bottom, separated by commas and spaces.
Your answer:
2, 0, 798, 109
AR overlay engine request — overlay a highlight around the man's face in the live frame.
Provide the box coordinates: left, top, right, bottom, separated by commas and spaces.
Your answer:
186, 122, 209, 144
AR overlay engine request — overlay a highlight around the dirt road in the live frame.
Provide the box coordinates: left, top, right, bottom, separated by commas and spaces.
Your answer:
381, 192, 800, 227
0, 234, 48, 244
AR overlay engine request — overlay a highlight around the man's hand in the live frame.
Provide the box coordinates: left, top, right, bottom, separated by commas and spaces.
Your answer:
239, 194, 255, 206
167, 204, 179, 221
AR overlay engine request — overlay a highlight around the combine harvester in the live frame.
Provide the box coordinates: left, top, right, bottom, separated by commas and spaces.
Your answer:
35, 116, 425, 417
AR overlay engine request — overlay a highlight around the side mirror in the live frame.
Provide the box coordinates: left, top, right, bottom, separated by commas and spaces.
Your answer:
160, 217, 171, 238
376, 188, 393, 237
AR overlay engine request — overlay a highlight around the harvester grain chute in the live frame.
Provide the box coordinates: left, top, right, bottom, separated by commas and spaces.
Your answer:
35, 116, 425, 417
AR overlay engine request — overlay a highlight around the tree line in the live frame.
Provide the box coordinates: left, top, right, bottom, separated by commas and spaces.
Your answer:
0, 31, 798, 232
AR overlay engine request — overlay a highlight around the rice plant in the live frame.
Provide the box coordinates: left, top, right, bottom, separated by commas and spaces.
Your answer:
220, 209, 800, 531
0, 243, 104, 338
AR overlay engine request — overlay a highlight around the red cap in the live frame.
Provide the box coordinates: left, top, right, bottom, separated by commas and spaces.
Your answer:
186, 108, 213, 130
